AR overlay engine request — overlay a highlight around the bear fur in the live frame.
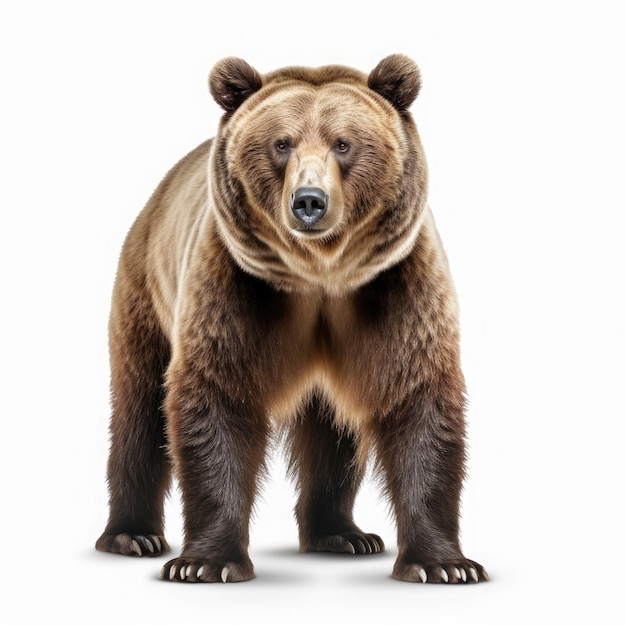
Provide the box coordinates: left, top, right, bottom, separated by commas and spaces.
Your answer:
95, 54, 487, 584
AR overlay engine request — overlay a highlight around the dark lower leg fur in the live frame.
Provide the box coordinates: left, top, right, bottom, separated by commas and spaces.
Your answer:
96, 279, 171, 557
375, 387, 488, 583
160, 368, 269, 582
286, 393, 384, 555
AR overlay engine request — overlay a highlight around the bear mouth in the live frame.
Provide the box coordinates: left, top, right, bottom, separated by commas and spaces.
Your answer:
292, 224, 331, 237
295, 224, 327, 233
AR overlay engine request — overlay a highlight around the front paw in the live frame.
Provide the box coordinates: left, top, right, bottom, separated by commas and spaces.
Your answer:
393, 558, 488, 583
96, 532, 169, 556
160, 555, 254, 583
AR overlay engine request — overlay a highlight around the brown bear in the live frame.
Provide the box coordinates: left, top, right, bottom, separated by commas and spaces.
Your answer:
95, 54, 487, 584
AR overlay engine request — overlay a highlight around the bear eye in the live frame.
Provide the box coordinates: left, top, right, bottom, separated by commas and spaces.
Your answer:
335, 140, 350, 154
275, 140, 290, 153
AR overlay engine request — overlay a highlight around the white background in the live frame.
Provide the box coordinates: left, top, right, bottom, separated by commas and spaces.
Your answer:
1, 1, 624, 623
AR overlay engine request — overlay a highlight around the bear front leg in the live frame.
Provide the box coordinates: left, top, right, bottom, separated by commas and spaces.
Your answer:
376, 392, 488, 583
287, 394, 384, 555
160, 367, 269, 583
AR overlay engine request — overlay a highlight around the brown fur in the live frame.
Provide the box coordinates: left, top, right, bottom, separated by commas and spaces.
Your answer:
96, 55, 487, 584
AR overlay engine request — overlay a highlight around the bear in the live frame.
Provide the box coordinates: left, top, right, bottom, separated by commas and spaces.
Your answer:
95, 54, 487, 584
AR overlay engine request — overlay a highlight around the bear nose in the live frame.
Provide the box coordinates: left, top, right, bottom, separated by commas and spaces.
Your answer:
290, 187, 328, 225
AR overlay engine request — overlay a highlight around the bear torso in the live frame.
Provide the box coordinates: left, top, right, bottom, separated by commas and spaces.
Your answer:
124, 139, 459, 433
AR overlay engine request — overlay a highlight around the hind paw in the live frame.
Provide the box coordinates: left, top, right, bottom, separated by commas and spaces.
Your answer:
96, 532, 169, 556
306, 531, 385, 555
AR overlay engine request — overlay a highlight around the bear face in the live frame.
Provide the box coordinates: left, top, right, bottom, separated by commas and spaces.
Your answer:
208, 55, 429, 295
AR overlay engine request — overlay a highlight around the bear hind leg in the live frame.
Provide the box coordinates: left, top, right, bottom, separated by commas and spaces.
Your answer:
96, 281, 172, 557
286, 395, 384, 555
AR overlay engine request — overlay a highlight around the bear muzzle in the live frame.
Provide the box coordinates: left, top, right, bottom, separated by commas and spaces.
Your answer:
290, 187, 328, 229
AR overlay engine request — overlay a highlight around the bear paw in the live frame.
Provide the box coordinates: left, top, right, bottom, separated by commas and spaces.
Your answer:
96, 532, 169, 556
307, 532, 385, 555
160, 556, 254, 583
393, 558, 488, 583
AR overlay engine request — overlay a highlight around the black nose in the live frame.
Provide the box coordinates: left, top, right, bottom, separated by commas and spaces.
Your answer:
290, 187, 328, 225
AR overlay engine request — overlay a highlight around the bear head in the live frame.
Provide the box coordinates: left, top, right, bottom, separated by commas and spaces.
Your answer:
208, 55, 429, 295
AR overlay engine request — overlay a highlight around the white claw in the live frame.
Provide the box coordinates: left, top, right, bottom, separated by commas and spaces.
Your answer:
440, 568, 449, 583
221, 567, 229, 583
145, 539, 154, 554
453, 567, 461, 580
185, 565, 194, 579
169, 566, 177, 581
470, 567, 479, 582
159, 566, 166, 580
417, 567, 427, 583
131, 540, 142, 556
197, 566, 205, 580
460, 568, 467, 582
150, 536, 161, 552
180, 566, 186, 581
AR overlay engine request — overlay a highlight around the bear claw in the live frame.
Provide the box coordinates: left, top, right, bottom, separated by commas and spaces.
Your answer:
221, 567, 229, 583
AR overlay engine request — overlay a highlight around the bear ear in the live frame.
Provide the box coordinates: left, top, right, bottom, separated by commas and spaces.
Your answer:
209, 57, 263, 111
367, 54, 422, 111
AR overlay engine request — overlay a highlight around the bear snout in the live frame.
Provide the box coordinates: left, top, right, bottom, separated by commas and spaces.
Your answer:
290, 187, 328, 228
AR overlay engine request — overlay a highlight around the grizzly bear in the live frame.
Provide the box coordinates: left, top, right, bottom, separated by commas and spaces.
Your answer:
95, 54, 487, 584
